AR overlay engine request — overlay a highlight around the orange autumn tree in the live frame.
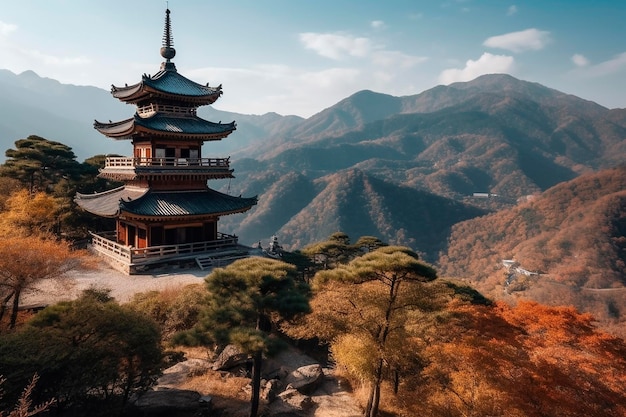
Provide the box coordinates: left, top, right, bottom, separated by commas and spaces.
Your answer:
0, 236, 85, 329
412, 300, 626, 417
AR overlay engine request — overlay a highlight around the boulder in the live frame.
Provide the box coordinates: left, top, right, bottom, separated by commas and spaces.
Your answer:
127, 389, 210, 417
268, 388, 314, 416
260, 378, 283, 402
157, 358, 210, 388
211, 344, 249, 371
284, 364, 324, 394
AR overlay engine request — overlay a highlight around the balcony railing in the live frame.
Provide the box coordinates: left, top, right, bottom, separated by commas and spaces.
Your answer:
89, 231, 239, 266
104, 156, 230, 169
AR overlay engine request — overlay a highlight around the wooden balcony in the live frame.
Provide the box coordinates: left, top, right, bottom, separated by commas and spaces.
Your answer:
99, 156, 234, 180
89, 231, 243, 274
104, 156, 230, 170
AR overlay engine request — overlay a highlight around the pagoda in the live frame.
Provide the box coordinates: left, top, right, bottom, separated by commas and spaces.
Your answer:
76, 9, 257, 274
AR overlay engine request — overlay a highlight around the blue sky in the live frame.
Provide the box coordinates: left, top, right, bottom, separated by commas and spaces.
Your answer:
1, 0, 625, 117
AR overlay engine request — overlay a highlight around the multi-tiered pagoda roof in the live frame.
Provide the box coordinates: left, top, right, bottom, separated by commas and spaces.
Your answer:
75, 8, 256, 273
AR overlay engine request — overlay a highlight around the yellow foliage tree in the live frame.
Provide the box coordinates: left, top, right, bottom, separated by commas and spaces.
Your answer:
0, 189, 61, 238
302, 246, 449, 417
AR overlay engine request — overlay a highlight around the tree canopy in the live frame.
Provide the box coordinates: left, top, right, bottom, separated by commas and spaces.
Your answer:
180, 257, 310, 417
1, 136, 81, 194
0, 235, 85, 329
0, 290, 162, 415
302, 245, 449, 417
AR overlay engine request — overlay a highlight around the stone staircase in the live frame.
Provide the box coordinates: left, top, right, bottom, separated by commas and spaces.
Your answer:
195, 249, 250, 270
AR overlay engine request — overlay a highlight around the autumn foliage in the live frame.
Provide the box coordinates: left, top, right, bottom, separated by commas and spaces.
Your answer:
439, 166, 626, 336
399, 299, 626, 417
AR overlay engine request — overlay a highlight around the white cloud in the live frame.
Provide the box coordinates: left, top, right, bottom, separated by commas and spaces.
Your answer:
507, 5, 518, 16
571, 53, 589, 67
483, 28, 551, 53
0, 20, 17, 36
371, 20, 385, 30
299, 32, 372, 60
572, 52, 626, 77
438, 52, 515, 84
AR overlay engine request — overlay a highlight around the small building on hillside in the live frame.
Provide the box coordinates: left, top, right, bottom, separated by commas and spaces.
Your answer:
76, 9, 257, 274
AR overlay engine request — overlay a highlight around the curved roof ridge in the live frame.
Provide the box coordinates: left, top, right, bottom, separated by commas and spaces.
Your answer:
75, 186, 150, 217
119, 188, 257, 217
93, 113, 236, 139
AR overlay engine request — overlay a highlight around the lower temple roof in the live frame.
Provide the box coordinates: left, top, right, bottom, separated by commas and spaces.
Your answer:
75, 186, 257, 218
75, 186, 148, 217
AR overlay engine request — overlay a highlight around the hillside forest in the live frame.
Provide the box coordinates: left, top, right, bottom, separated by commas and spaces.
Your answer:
0, 135, 625, 417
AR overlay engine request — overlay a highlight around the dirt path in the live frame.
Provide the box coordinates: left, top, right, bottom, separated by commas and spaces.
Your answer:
22, 260, 207, 306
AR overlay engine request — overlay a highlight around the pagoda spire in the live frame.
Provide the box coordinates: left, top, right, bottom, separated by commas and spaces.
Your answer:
160, 8, 176, 69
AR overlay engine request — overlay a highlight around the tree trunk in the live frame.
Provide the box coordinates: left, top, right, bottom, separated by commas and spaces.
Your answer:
0, 291, 15, 323
9, 287, 22, 329
364, 359, 384, 417
393, 368, 400, 394
249, 350, 263, 417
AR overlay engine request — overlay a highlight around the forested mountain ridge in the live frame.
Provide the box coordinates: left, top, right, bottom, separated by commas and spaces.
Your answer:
438, 166, 626, 336
218, 75, 626, 259
221, 168, 485, 258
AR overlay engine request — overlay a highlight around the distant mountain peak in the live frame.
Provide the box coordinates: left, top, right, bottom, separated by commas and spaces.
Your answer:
18, 69, 41, 78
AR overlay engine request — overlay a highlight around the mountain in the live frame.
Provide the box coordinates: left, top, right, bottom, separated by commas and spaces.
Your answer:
0, 69, 129, 160
0, 69, 303, 162
219, 168, 485, 259
438, 166, 626, 336
217, 75, 625, 255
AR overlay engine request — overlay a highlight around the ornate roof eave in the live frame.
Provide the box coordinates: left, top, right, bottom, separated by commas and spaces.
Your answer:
118, 204, 255, 222
119, 189, 258, 218
74, 186, 149, 218
111, 68, 223, 105
94, 115, 236, 141
111, 81, 223, 105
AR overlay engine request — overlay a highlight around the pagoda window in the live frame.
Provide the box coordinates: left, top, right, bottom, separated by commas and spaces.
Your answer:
203, 221, 217, 241
128, 225, 137, 247
134, 146, 151, 165
189, 148, 199, 165
189, 226, 203, 242
166, 148, 176, 165
164, 228, 177, 245
150, 226, 164, 246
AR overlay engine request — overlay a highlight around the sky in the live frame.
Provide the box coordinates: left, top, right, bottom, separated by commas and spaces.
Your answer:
1, 0, 626, 118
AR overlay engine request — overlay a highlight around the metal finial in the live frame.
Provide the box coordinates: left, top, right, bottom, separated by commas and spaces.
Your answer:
160, 8, 176, 61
